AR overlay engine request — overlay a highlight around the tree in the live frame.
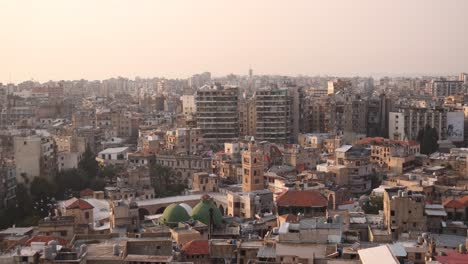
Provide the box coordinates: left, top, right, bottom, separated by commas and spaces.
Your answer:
98, 164, 122, 183
30, 178, 56, 217
149, 164, 187, 197
55, 169, 88, 199
417, 125, 439, 155
362, 196, 383, 214
79, 145, 99, 179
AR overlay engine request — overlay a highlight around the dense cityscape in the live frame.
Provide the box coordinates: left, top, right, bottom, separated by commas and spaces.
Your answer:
0, 72, 466, 263
2, 1, 468, 263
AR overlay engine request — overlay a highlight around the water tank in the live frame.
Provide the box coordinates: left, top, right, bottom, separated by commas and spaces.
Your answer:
398, 190, 403, 197
79, 244, 88, 257
459, 244, 467, 254
48, 240, 58, 254
113, 244, 120, 256
417, 236, 424, 245
422, 233, 429, 240
333, 215, 341, 224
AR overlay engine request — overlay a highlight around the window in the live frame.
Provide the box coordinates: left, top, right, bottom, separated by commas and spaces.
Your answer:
415, 253, 421, 260
390, 210, 395, 216
85, 212, 90, 219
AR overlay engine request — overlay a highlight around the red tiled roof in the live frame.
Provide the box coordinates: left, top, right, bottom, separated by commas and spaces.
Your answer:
276, 190, 328, 208
80, 188, 94, 197
444, 196, 468, 209
434, 250, 468, 264
25, 236, 68, 247
181, 240, 209, 255
65, 198, 94, 210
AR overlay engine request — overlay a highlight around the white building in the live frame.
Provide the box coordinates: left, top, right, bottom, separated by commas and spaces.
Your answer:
181, 95, 196, 115
97, 147, 129, 165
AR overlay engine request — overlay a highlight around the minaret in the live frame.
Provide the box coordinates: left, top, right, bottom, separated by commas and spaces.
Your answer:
242, 138, 264, 192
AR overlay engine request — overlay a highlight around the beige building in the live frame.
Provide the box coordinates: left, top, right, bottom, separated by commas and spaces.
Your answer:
37, 216, 76, 240
14, 135, 57, 186
109, 200, 140, 233
227, 190, 274, 218
165, 127, 203, 155
242, 142, 264, 192
383, 188, 426, 239
355, 137, 420, 174
192, 172, 219, 193
155, 154, 212, 186
61, 198, 94, 227
181, 94, 196, 115
329, 145, 374, 195
282, 144, 319, 169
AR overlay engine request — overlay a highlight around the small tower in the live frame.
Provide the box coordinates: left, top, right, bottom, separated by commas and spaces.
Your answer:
242, 139, 264, 192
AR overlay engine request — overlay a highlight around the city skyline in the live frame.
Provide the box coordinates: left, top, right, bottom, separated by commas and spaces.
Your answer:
2, 0, 468, 83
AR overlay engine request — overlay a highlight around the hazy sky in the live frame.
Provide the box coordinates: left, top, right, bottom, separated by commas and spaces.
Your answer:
1, 0, 468, 83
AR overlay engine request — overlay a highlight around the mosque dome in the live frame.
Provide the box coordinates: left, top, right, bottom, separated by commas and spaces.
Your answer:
159, 204, 190, 226
179, 203, 193, 215
191, 195, 223, 225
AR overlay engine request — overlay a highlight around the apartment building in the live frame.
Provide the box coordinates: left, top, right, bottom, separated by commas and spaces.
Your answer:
196, 85, 239, 145
14, 134, 57, 186
389, 107, 447, 141
254, 88, 293, 143
430, 79, 465, 97
383, 188, 426, 239
165, 127, 203, 155
328, 145, 374, 195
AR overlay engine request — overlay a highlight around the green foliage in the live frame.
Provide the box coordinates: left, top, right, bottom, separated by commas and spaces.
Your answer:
362, 196, 383, 214
417, 125, 439, 155
98, 164, 122, 182
0, 147, 112, 229
79, 145, 99, 179
150, 164, 187, 197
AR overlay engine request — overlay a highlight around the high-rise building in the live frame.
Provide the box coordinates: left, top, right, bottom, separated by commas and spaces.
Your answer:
430, 79, 465, 97
242, 141, 264, 192
196, 85, 239, 145
389, 107, 448, 141
327, 79, 352, 94
253, 88, 292, 143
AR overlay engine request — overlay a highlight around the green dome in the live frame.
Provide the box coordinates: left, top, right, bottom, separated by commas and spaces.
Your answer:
191, 196, 223, 225
159, 204, 190, 226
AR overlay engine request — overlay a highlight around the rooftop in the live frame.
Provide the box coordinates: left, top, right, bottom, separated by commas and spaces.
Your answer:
98, 147, 129, 155
0, 227, 34, 236
181, 240, 209, 255
64, 198, 94, 210
276, 190, 327, 208
358, 245, 399, 264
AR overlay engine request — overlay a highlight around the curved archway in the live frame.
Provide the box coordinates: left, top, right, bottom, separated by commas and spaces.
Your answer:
138, 208, 150, 220
155, 206, 166, 214
218, 205, 225, 216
